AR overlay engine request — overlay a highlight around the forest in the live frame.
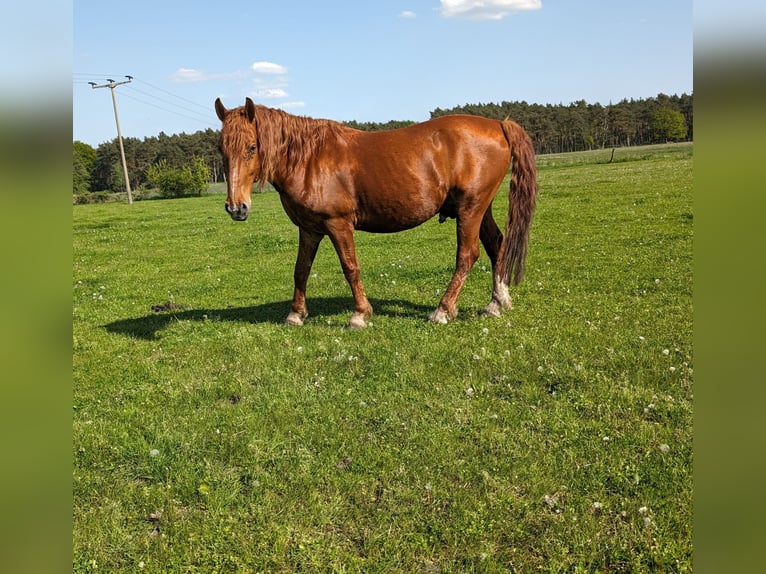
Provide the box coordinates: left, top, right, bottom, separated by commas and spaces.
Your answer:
73, 92, 692, 197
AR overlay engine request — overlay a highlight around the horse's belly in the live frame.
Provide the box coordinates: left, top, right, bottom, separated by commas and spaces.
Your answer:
355, 195, 442, 233
356, 214, 429, 233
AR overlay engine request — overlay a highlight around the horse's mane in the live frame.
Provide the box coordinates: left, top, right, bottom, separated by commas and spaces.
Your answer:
249, 105, 346, 188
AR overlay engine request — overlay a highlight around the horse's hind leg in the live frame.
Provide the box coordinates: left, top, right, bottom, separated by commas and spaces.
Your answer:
286, 228, 323, 326
429, 215, 482, 324
479, 206, 512, 318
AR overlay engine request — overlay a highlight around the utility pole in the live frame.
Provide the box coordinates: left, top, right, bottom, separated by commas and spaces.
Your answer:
89, 76, 134, 204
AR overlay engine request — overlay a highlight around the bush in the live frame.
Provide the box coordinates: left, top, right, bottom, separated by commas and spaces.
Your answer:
72, 191, 115, 205
146, 157, 210, 198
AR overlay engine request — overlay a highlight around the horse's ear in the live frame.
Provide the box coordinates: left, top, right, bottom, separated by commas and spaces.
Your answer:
214, 98, 227, 122
245, 97, 256, 122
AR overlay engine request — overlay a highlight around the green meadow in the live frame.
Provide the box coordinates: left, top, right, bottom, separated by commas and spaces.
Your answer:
73, 143, 692, 572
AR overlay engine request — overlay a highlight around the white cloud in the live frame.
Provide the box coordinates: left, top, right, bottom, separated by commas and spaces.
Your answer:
170, 60, 302, 106
170, 67, 248, 83
251, 61, 288, 75
170, 68, 207, 82
400, 10, 416, 18
440, 0, 542, 20
252, 88, 289, 99
248, 61, 294, 103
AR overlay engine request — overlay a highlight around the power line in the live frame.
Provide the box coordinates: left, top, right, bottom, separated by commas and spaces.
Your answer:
118, 90, 218, 129
134, 78, 212, 112
121, 85, 217, 126
88, 76, 134, 204
75, 73, 218, 135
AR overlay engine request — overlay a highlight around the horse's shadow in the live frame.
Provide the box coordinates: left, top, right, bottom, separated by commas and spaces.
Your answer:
104, 297, 435, 340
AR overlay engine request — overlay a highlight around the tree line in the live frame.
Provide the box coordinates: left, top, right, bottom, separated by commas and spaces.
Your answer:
74, 92, 691, 197
430, 92, 692, 154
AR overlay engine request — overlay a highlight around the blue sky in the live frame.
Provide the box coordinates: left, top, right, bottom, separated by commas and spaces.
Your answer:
73, 0, 693, 146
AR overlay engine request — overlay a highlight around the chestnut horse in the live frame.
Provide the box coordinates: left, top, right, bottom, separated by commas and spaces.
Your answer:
215, 98, 538, 328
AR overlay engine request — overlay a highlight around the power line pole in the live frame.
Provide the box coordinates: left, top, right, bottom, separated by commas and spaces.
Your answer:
89, 76, 134, 204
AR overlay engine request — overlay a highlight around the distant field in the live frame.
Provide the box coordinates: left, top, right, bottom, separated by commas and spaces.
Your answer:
73, 143, 692, 572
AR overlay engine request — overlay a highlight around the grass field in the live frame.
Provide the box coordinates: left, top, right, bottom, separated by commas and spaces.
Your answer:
73, 143, 692, 572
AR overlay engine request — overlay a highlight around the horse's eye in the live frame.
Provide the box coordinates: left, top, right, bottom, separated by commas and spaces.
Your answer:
247, 144, 257, 156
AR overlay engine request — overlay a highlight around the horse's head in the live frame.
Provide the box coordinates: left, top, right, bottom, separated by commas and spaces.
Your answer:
215, 97, 260, 221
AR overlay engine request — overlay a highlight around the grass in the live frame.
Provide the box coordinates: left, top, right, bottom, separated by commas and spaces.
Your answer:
73, 143, 692, 572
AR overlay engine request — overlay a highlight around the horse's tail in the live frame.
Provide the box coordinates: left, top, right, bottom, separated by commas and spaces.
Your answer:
499, 120, 539, 285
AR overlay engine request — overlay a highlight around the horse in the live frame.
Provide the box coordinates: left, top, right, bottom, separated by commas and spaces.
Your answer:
214, 97, 538, 329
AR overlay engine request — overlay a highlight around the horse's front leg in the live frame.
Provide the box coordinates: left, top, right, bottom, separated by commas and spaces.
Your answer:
286, 228, 323, 326
326, 219, 373, 329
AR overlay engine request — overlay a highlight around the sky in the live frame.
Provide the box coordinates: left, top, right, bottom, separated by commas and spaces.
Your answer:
72, 0, 694, 147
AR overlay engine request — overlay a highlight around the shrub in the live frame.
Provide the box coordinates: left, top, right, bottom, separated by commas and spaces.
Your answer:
146, 157, 210, 198
72, 191, 115, 205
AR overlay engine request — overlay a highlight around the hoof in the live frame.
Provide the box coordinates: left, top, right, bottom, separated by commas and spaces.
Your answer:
481, 303, 502, 318
428, 308, 454, 324
483, 284, 512, 318
346, 313, 368, 330
482, 300, 507, 318
285, 311, 305, 327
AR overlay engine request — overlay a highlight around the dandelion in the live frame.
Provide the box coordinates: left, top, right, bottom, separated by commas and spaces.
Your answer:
482, 327, 489, 335
669, 366, 676, 373
465, 387, 475, 398
149, 449, 160, 457
537, 366, 544, 373
296, 346, 304, 353
424, 482, 432, 491
638, 336, 646, 342
638, 506, 648, 515
644, 516, 652, 527
660, 443, 670, 453
662, 349, 670, 356
592, 501, 603, 513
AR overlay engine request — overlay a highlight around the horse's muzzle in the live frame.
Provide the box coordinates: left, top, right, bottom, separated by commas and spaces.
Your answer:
225, 202, 249, 221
